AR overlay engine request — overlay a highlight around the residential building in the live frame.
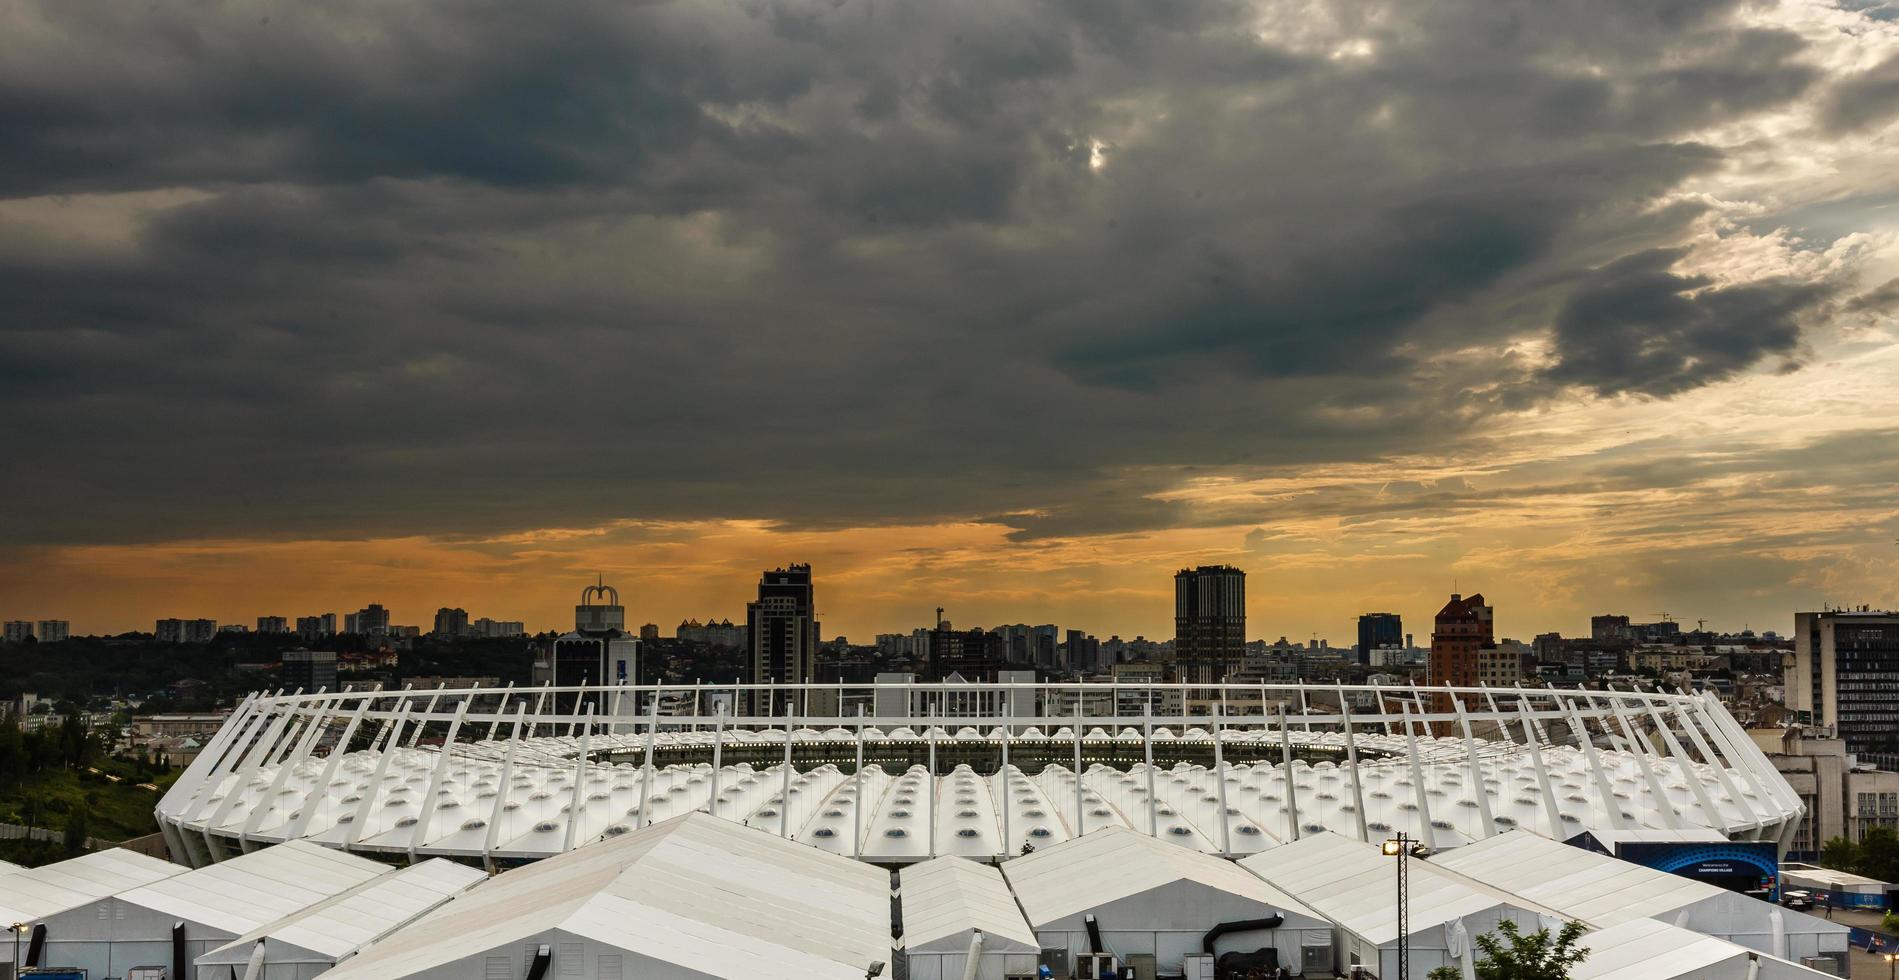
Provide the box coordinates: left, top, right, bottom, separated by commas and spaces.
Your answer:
472, 617, 526, 638
677, 617, 746, 648
747, 565, 817, 709
1789, 609, 1899, 767
296, 613, 337, 642
1429, 593, 1493, 715
282, 649, 338, 693
256, 616, 289, 634
1591, 614, 1634, 643
156, 618, 219, 643
344, 603, 390, 636
638, 623, 660, 642
1175, 565, 1246, 688
35, 619, 69, 642
4, 620, 33, 643
432, 606, 470, 637
1356, 612, 1402, 665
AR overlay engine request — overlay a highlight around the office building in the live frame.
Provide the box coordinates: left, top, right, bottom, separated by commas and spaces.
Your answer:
747, 564, 817, 707
256, 616, 289, 634
281, 649, 338, 693
431, 606, 470, 637
1174, 565, 1246, 688
1790, 609, 1899, 767
551, 583, 639, 715
344, 603, 390, 636
4, 620, 33, 643
1356, 612, 1402, 665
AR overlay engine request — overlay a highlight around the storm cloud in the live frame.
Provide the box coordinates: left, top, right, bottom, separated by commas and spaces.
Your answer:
2, 0, 1897, 629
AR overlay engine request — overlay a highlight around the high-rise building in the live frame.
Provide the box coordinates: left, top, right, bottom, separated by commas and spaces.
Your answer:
747, 564, 817, 711
3, 621, 33, 643
1175, 565, 1247, 689
432, 607, 470, 637
1429, 593, 1494, 710
282, 649, 338, 693
1590, 614, 1633, 644
345, 604, 390, 636
257, 616, 289, 634
472, 617, 526, 638
34, 620, 68, 642
1356, 612, 1402, 665
296, 614, 337, 642
156, 618, 219, 644
1790, 609, 1899, 767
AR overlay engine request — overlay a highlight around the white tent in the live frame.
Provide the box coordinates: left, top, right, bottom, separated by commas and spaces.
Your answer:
0, 848, 186, 973
900, 857, 1040, 980
1781, 863, 1892, 909
1240, 831, 1564, 980
32, 839, 390, 980
1572, 917, 1838, 980
319, 811, 893, 980
194, 858, 488, 979
0, 858, 23, 876
1430, 830, 1848, 969
1003, 826, 1333, 976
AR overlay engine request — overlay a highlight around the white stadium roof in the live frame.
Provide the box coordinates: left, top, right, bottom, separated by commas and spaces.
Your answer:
0, 847, 186, 925
320, 812, 892, 980
899, 856, 1039, 954
155, 682, 1806, 868
196, 857, 487, 971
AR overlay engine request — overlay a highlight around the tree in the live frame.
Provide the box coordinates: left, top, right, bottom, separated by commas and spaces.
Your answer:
1859, 826, 1899, 883
1820, 835, 1861, 873
62, 806, 89, 856
1427, 920, 1591, 980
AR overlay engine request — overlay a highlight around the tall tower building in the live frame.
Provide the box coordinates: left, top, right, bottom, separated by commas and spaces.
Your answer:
1430, 593, 1494, 713
1174, 565, 1247, 689
1356, 612, 1403, 665
1791, 609, 1899, 768
748, 564, 817, 713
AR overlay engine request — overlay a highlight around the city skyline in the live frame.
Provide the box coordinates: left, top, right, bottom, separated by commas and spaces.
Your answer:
3, 560, 1832, 646
6, 0, 1899, 648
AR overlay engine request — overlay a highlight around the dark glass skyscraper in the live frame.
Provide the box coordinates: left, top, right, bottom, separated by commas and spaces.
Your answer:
1356, 612, 1402, 664
747, 564, 817, 712
1174, 565, 1246, 688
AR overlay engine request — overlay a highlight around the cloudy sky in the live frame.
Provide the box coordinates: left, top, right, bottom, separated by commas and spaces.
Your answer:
4, 0, 1899, 642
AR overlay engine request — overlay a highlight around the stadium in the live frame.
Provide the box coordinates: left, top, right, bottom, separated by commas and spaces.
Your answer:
153, 681, 1804, 871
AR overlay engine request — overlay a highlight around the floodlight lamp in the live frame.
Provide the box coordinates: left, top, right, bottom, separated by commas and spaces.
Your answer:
1381, 839, 1403, 856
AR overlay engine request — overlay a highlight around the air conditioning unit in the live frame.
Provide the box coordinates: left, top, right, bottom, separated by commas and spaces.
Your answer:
1074, 952, 1120, 979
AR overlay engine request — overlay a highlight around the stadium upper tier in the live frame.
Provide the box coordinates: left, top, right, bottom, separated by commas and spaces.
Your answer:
154, 682, 1803, 868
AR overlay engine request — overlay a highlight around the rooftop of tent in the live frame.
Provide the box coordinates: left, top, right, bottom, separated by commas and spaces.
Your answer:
95, 839, 390, 936
0, 847, 186, 927
320, 811, 892, 980
1570, 917, 1834, 980
899, 856, 1038, 954
1239, 830, 1569, 946
196, 858, 487, 969
1002, 824, 1324, 929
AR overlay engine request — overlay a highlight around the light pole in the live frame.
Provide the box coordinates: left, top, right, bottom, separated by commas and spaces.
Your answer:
1383, 833, 1430, 980
12, 921, 29, 978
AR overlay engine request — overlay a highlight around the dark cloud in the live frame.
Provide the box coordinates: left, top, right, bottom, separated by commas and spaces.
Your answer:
1540, 248, 1829, 396
1822, 53, 1899, 131
0, 0, 1882, 548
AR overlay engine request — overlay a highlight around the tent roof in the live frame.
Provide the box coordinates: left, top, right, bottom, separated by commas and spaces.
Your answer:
1003, 825, 1321, 928
108, 839, 390, 935
321, 812, 892, 980
900, 857, 1038, 953
1240, 831, 1564, 946
1570, 917, 1831, 979
0, 848, 186, 924
1430, 830, 1727, 928
197, 858, 486, 966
